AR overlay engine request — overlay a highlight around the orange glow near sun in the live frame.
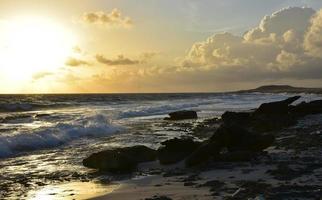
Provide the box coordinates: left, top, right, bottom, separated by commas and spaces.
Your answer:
0, 16, 76, 81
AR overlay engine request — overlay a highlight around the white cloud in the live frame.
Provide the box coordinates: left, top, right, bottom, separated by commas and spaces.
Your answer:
304, 9, 322, 58
181, 7, 322, 81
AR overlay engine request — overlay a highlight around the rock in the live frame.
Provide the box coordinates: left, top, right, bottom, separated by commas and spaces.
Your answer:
292, 100, 322, 116
248, 115, 297, 132
185, 140, 221, 167
157, 138, 201, 164
254, 96, 300, 116
221, 111, 252, 125
221, 97, 303, 132
186, 124, 274, 166
210, 125, 274, 152
145, 195, 173, 200
164, 110, 197, 120
83, 145, 156, 173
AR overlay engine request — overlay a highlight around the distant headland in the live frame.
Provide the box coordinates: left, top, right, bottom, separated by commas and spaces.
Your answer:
236, 85, 322, 94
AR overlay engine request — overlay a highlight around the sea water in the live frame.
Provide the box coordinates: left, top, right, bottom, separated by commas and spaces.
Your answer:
0, 92, 320, 198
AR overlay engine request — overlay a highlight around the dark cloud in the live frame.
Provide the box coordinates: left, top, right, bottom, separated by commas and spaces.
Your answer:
96, 54, 140, 66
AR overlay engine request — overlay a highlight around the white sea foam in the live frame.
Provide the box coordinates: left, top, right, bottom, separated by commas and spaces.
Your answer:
0, 113, 122, 158
118, 102, 201, 119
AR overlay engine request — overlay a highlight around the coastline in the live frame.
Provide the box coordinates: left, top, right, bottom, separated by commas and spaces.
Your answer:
1, 91, 322, 199
87, 108, 322, 199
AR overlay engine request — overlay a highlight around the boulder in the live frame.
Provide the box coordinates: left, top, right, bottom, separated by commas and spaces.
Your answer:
185, 140, 221, 167
291, 100, 322, 116
254, 96, 300, 116
83, 145, 157, 173
164, 110, 197, 120
221, 111, 252, 125
185, 124, 275, 167
157, 138, 201, 164
210, 124, 274, 152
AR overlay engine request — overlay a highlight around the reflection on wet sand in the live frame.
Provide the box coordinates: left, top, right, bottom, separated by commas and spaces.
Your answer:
28, 181, 119, 200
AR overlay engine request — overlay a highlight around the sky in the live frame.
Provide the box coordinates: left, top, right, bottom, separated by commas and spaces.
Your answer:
1, 0, 322, 93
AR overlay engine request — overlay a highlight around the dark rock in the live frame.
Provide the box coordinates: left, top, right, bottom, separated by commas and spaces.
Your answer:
254, 96, 300, 116
157, 138, 201, 165
249, 115, 297, 132
164, 110, 197, 120
219, 97, 302, 133
221, 111, 252, 125
185, 138, 224, 167
186, 124, 274, 166
210, 125, 275, 152
198, 180, 225, 188
34, 113, 51, 118
292, 100, 322, 116
182, 174, 201, 181
145, 195, 172, 200
184, 181, 197, 186
83, 145, 156, 173
219, 96, 307, 133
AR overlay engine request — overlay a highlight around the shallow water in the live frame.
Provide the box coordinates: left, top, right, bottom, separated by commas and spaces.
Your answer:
0, 92, 320, 199
27, 181, 119, 200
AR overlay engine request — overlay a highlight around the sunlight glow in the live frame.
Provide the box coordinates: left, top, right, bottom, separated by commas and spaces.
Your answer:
0, 16, 76, 81
28, 181, 119, 200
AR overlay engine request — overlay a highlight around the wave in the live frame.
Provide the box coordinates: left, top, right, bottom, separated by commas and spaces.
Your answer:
0, 114, 123, 158
0, 102, 71, 112
116, 93, 321, 119
117, 102, 202, 119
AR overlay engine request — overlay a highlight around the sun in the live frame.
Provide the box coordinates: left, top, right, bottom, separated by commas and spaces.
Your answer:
0, 16, 76, 81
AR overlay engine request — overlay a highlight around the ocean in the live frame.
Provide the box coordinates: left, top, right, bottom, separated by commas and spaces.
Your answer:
0, 92, 320, 199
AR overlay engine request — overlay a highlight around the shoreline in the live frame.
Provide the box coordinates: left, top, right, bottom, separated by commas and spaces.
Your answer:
1, 93, 322, 199
84, 96, 322, 200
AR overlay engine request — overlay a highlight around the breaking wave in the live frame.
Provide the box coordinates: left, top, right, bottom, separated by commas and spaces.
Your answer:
0, 114, 122, 158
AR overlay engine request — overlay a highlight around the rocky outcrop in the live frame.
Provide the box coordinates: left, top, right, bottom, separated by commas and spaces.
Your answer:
83, 96, 322, 171
254, 96, 300, 116
221, 96, 304, 133
221, 111, 252, 125
158, 138, 201, 164
291, 100, 322, 116
164, 110, 197, 120
185, 125, 275, 166
186, 95, 322, 166
83, 145, 156, 173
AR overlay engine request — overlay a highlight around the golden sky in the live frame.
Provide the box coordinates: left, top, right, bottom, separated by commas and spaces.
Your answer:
1, 0, 322, 93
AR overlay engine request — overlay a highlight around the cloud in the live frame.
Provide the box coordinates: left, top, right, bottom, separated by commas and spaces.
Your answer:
96, 54, 140, 66
304, 9, 322, 58
244, 7, 315, 42
60, 7, 322, 93
81, 9, 133, 28
32, 71, 53, 80
181, 7, 322, 81
95, 52, 158, 66
65, 57, 90, 67
140, 52, 158, 61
